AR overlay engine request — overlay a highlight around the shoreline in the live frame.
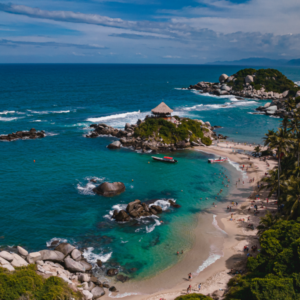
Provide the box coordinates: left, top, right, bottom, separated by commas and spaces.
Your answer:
103, 141, 277, 299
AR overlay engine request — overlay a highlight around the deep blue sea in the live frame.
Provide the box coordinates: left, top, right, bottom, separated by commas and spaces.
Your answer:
1, 64, 299, 280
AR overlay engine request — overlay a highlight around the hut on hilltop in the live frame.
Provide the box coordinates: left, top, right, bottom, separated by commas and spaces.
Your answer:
151, 102, 173, 119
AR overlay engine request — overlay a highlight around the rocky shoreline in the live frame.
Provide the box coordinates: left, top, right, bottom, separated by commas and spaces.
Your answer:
86, 118, 226, 152
0, 243, 115, 299
0, 128, 45, 141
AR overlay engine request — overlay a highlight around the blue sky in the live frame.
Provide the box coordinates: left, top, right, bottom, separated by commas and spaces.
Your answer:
0, 0, 299, 63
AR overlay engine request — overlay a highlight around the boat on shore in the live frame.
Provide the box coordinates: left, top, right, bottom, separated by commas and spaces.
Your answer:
152, 156, 178, 163
208, 157, 228, 163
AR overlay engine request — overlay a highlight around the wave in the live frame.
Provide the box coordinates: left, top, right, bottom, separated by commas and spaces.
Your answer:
27, 109, 71, 115
228, 159, 248, 179
108, 292, 140, 298
83, 247, 112, 265
212, 215, 228, 235
146, 218, 161, 233
0, 116, 22, 121
195, 245, 223, 274
77, 182, 96, 196
149, 199, 173, 211
174, 87, 188, 90
45, 132, 59, 137
0, 110, 15, 115
46, 237, 68, 247
31, 120, 42, 122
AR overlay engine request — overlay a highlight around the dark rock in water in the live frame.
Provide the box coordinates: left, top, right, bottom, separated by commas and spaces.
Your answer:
108, 141, 121, 149
107, 268, 118, 276
115, 210, 131, 222
213, 126, 222, 129
109, 286, 117, 292
126, 199, 141, 214
168, 200, 181, 208
55, 243, 75, 256
90, 179, 97, 183
49, 239, 60, 247
151, 205, 163, 214
116, 274, 128, 283
102, 283, 110, 288
129, 268, 137, 273
0, 129, 46, 142
97, 259, 102, 267
93, 182, 125, 197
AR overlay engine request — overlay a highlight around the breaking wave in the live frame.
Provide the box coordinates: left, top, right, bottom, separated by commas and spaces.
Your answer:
0, 116, 22, 121
46, 237, 68, 247
0, 110, 15, 115
83, 247, 112, 265
27, 110, 71, 115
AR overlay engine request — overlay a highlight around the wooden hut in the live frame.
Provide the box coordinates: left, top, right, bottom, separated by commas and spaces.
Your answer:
151, 102, 173, 119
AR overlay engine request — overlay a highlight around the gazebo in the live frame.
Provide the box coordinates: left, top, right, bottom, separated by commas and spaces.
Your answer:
151, 102, 173, 119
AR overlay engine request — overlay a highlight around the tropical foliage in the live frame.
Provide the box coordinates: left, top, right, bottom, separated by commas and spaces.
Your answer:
225, 99, 300, 299
175, 293, 213, 300
134, 117, 212, 145
227, 68, 300, 94
0, 265, 83, 300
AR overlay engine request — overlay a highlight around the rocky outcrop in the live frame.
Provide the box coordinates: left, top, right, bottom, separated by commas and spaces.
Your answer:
39, 250, 65, 262
107, 141, 121, 149
0, 129, 46, 142
55, 243, 75, 256
93, 182, 125, 197
255, 99, 293, 118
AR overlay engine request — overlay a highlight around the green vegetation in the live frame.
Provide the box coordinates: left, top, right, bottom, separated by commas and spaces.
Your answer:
225, 99, 300, 299
175, 293, 213, 300
134, 117, 212, 146
227, 68, 299, 94
0, 265, 82, 300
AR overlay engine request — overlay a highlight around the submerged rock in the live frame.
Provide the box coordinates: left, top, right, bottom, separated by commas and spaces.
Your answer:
107, 268, 119, 276
0, 129, 45, 142
93, 182, 126, 197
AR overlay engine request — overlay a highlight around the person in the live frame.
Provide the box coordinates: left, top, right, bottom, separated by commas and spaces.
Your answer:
198, 283, 201, 291
188, 272, 192, 281
236, 202, 238, 206
187, 286, 190, 294
177, 251, 179, 255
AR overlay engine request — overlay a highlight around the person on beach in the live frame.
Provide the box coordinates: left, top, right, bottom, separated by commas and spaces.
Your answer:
198, 283, 201, 291
188, 273, 192, 281
177, 251, 179, 255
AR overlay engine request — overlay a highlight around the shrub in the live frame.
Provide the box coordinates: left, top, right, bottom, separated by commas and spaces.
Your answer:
0, 265, 83, 300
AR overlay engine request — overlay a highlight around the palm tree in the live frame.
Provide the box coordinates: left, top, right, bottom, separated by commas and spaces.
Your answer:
254, 145, 261, 155
260, 169, 286, 198
264, 128, 291, 198
281, 116, 290, 134
285, 176, 300, 218
257, 212, 279, 236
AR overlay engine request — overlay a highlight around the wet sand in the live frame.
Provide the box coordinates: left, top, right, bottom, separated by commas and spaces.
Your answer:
103, 141, 277, 300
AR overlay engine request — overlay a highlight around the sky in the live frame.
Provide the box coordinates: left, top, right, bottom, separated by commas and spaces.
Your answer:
0, 0, 299, 63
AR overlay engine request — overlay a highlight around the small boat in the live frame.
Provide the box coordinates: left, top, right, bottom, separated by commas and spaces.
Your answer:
208, 157, 228, 163
152, 156, 178, 163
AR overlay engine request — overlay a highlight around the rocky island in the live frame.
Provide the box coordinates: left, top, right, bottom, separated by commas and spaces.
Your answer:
188, 68, 300, 100
86, 102, 223, 151
0, 128, 45, 141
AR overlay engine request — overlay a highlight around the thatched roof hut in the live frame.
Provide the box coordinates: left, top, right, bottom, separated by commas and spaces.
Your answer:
151, 102, 173, 117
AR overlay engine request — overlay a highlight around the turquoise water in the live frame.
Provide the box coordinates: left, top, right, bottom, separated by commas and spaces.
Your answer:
0, 64, 299, 279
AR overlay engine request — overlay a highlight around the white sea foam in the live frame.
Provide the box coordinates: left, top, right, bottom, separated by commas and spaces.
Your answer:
212, 215, 228, 235
46, 237, 68, 247
108, 292, 140, 298
0, 116, 22, 121
27, 109, 71, 115
77, 182, 96, 196
0, 110, 15, 115
174, 87, 188, 90
149, 199, 172, 211
45, 132, 59, 136
146, 218, 161, 233
196, 245, 223, 274
228, 159, 248, 179
31, 120, 42, 122
83, 247, 112, 265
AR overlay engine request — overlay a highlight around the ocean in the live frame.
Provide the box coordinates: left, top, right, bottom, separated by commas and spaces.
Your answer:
0, 64, 299, 281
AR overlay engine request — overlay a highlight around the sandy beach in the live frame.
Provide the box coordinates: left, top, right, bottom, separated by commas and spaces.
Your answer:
103, 141, 277, 300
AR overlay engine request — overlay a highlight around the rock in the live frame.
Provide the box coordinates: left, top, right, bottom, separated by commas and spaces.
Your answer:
109, 286, 117, 292
227, 75, 235, 82
79, 273, 91, 282
27, 252, 42, 264
150, 205, 162, 214
11, 253, 28, 267
107, 268, 118, 276
39, 250, 65, 262
264, 102, 271, 108
116, 274, 128, 283
204, 121, 211, 127
82, 282, 89, 290
126, 199, 141, 213
125, 123, 131, 130
296, 90, 300, 97
169, 200, 181, 208
71, 249, 82, 261
107, 141, 121, 149
55, 243, 75, 256
96, 260, 102, 267
64, 256, 85, 273
93, 182, 125, 197
91, 286, 105, 298
0, 257, 15, 272
221, 84, 231, 91
191, 141, 200, 146
114, 210, 131, 222
82, 290, 93, 300
219, 74, 228, 83
282, 90, 289, 97
79, 260, 92, 271
88, 282, 95, 291
102, 283, 110, 288
245, 75, 254, 84
17, 246, 28, 256
0, 251, 14, 262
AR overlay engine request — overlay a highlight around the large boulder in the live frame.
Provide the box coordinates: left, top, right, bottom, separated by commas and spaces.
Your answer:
93, 182, 125, 197
114, 210, 131, 222
64, 256, 85, 273
71, 249, 82, 261
11, 253, 28, 267
219, 74, 228, 83
150, 205, 163, 214
264, 102, 271, 108
79, 260, 92, 271
227, 75, 235, 82
55, 243, 75, 256
0, 257, 15, 271
107, 141, 121, 149
82, 290, 93, 300
245, 75, 254, 84
39, 250, 65, 262
221, 84, 231, 91
282, 90, 289, 98
296, 90, 300, 97
17, 246, 28, 256
126, 200, 141, 214
91, 286, 105, 298
0, 251, 14, 262
107, 268, 118, 276
27, 252, 42, 264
